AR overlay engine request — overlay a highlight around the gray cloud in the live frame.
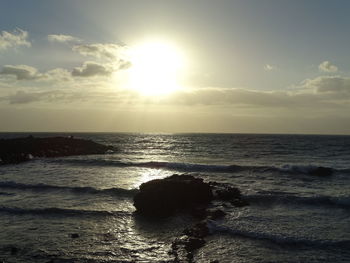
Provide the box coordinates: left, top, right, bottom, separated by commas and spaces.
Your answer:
72, 43, 126, 61
0, 89, 136, 105
318, 61, 338, 73
71, 61, 113, 77
3, 90, 80, 104
162, 88, 310, 108
2, 73, 349, 111
0, 28, 31, 51
302, 76, 350, 93
48, 34, 81, 43
0, 65, 42, 80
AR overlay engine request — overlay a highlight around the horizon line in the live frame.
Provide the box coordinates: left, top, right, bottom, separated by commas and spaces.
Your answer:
0, 131, 349, 136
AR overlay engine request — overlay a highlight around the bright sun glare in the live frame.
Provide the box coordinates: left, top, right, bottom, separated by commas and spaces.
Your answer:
127, 41, 186, 96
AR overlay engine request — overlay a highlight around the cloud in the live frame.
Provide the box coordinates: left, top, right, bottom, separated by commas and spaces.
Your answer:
0, 65, 73, 82
45, 68, 72, 81
264, 64, 275, 71
0, 65, 42, 80
163, 88, 304, 107
71, 61, 114, 77
72, 43, 126, 61
0, 28, 31, 51
318, 61, 338, 73
7, 90, 40, 104
0, 89, 136, 105
302, 76, 350, 93
2, 90, 82, 104
48, 34, 81, 43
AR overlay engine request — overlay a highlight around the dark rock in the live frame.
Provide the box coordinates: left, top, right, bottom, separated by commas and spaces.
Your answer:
171, 235, 206, 262
183, 221, 210, 238
207, 208, 226, 220
0, 136, 115, 165
213, 184, 249, 207
230, 198, 249, 207
215, 186, 241, 201
133, 174, 213, 216
70, 233, 79, 238
46, 259, 76, 263
10, 246, 18, 255
309, 167, 333, 177
190, 207, 207, 219
184, 237, 206, 251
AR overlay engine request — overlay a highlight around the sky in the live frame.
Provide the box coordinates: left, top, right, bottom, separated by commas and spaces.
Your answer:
1, 0, 350, 134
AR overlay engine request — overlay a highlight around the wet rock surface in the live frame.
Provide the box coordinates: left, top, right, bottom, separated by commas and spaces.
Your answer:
0, 136, 115, 165
133, 174, 213, 217
134, 174, 249, 262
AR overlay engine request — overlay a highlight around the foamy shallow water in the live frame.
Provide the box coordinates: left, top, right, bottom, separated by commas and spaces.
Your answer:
0, 133, 349, 262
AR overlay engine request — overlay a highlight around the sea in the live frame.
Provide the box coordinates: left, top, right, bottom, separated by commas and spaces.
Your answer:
0, 132, 349, 263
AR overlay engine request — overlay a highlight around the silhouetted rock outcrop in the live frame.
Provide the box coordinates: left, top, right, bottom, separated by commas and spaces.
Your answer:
134, 174, 249, 261
133, 174, 213, 217
0, 136, 115, 165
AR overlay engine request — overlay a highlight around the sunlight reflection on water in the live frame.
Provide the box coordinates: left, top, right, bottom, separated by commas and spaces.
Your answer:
133, 169, 169, 188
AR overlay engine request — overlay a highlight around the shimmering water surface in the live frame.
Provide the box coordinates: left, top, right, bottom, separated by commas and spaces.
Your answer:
0, 133, 349, 262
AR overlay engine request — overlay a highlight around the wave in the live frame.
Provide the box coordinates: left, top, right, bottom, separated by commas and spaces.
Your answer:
207, 220, 350, 249
0, 206, 131, 217
138, 161, 244, 173
52, 159, 245, 173
246, 192, 350, 209
0, 191, 14, 196
0, 181, 138, 197
55, 158, 350, 177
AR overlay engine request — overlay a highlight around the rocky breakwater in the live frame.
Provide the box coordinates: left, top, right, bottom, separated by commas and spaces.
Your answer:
0, 136, 115, 165
133, 174, 248, 262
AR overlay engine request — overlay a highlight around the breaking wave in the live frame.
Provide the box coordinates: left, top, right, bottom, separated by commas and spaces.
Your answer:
0, 206, 131, 217
246, 192, 350, 209
0, 181, 138, 197
54, 159, 350, 176
207, 220, 350, 249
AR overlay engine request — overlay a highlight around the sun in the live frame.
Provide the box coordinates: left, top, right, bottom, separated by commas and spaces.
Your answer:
126, 40, 186, 96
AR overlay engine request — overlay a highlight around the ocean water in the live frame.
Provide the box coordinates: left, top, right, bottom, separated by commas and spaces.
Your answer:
0, 133, 349, 263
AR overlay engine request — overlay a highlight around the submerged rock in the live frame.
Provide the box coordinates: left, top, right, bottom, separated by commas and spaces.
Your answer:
70, 233, 79, 239
133, 174, 213, 216
183, 221, 210, 238
171, 235, 206, 263
206, 208, 226, 220
183, 236, 206, 251
213, 184, 249, 207
10, 246, 18, 255
214, 185, 241, 201
309, 167, 333, 177
0, 136, 115, 165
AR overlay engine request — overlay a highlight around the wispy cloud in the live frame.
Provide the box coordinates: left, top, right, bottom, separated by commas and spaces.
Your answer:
71, 61, 114, 77
264, 64, 275, 71
0, 28, 31, 51
0, 64, 72, 82
318, 61, 338, 73
0, 65, 42, 80
47, 34, 81, 44
301, 75, 350, 93
72, 43, 127, 61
